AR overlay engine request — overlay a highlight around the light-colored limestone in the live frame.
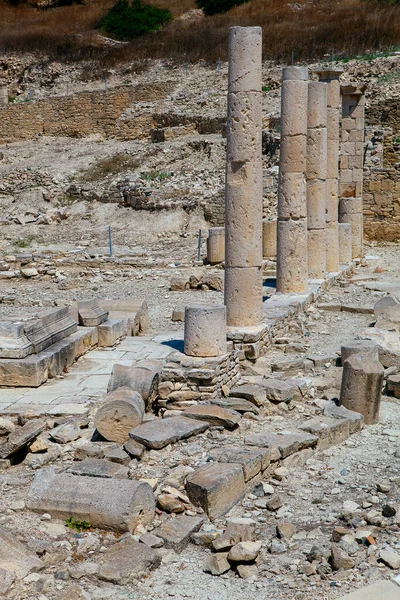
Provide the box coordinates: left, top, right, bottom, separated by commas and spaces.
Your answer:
339, 223, 352, 265
226, 92, 262, 161
279, 134, 307, 173
340, 354, 384, 425
339, 198, 363, 258
207, 227, 225, 264
307, 180, 327, 229
308, 229, 326, 279
277, 219, 308, 293
228, 27, 262, 93
94, 387, 145, 444
325, 221, 340, 272
306, 129, 328, 180
184, 305, 227, 357
262, 219, 277, 258
0, 82, 8, 107
277, 172, 307, 220
224, 267, 263, 326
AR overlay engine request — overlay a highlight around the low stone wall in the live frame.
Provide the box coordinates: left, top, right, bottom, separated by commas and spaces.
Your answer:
0, 82, 174, 143
363, 168, 400, 241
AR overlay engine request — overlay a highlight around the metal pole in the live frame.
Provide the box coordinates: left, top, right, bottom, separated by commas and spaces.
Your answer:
109, 226, 113, 257
197, 229, 202, 261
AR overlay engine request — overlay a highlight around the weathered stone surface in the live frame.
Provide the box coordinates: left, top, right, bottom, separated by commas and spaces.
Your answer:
152, 515, 203, 552
228, 540, 262, 562
74, 444, 105, 461
262, 378, 300, 403
184, 305, 227, 358
209, 446, 270, 481
67, 458, 129, 479
186, 463, 245, 518
24, 307, 77, 354
229, 384, 266, 406
336, 580, 400, 600
139, 533, 164, 548
211, 397, 259, 414
95, 387, 145, 444
0, 527, 43, 579
98, 318, 127, 347
341, 339, 379, 363
203, 552, 230, 575
50, 420, 81, 444
99, 299, 149, 333
323, 400, 364, 433
380, 548, 400, 569
181, 405, 240, 429
129, 417, 209, 450
277, 522, 295, 539
77, 299, 108, 327
157, 493, 185, 513
340, 354, 384, 425
0, 417, 15, 436
108, 360, 162, 410
104, 446, 130, 465
299, 417, 350, 449
0, 321, 32, 359
237, 564, 258, 579
98, 539, 161, 584
0, 419, 45, 459
170, 275, 190, 291
331, 545, 355, 570
0, 567, 15, 594
27, 467, 155, 532
123, 438, 145, 459
245, 430, 318, 459
388, 374, 400, 399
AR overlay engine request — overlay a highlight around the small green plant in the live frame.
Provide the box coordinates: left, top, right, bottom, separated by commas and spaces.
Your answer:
262, 85, 271, 93
141, 170, 171, 182
98, 0, 172, 42
14, 235, 35, 248
65, 517, 92, 532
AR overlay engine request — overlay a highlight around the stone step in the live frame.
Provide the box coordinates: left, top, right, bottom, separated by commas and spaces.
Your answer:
24, 307, 77, 354
99, 299, 149, 333
77, 299, 108, 327
98, 318, 128, 347
129, 416, 209, 449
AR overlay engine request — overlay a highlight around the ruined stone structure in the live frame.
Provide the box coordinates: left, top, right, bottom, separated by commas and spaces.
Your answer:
224, 26, 263, 327
306, 81, 327, 279
339, 83, 367, 259
184, 305, 227, 357
207, 227, 225, 265
0, 81, 8, 107
276, 66, 309, 293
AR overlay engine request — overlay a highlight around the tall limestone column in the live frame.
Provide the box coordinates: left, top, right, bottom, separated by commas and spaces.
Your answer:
276, 66, 308, 293
224, 26, 263, 327
307, 82, 327, 279
314, 69, 343, 272
339, 83, 367, 259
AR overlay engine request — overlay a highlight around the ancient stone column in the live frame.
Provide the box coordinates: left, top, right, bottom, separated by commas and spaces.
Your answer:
184, 305, 227, 357
340, 353, 384, 425
339, 83, 367, 259
276, 66, 308, 293
307, 82, 327, 279
338, 222, 352, 265
262, 219, 277, 258
224, 26, 263, 326
207, 227, 225, 265
314, 69, 343, 272
0, 81, 8, 107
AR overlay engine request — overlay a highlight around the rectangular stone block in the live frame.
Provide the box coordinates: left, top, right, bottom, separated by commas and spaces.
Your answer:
299, 417, 350, 450
279, 134, 307, 173
281, 79, 308, 137
209, 446, 270, 481
0, 321, 33, 359
186, 463, 245, 518
336, 580, 400, 600
306, 128, 327, 180
77, 299, 108, 327
152, 515, 204, 552
0, 353, 49, 387
245, 430, 318, 459
0, 419, 45, 458
99, 299, 149, 332
129, 416, 209, 449
278, 172, 307, 220
98, 318, 128, 347
24, 307, 77, 354
276, 219, 308, 293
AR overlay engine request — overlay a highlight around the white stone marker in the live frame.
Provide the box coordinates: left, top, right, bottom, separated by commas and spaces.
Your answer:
207, 227, 225, 264
224, 26, 263, 327
276, 66, 308, 293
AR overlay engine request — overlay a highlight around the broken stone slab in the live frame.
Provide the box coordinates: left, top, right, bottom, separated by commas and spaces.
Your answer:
271, 357, 307, 375
323, 400, 364, 433
0, 320, 33, 359
374, 295, 399, 317
0, 419, 45, 459
244, 430, 318, 459
24, 307, 77, 354
210, 397, 260, 414
77, 299, 108, 327
341, 304, 374, 315
150, 515, 204, 553
262, 378, 301, 403
379, 548, 400, 570
123, 438, 145, 459
208, 446, 271, 481
67, 458, 129, 479
359, 328, 400, 369
228, 540, 262, 562
0, 567, 15, 595
180, 405, 241, 429
299, 417, 350, 450
108, 360, 162, 411
27, 467, 155, 532
0, 527, 43, 579
129, 417, 209, 450
94, 387, 145, 444
98, 539, 161, 584
336, 580, 400, 600
99, 299, 149, 333
186, 463, 245, 518
229, 384, 266, 406
97, 318, 127, 347
387, 375, 400, 399
341, 339, 379, 363
50, 420, 81, 444
203, 552, 230, 575
104, 446, 130, 465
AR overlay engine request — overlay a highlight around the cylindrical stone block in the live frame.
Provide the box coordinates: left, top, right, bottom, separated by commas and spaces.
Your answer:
326, 178, 339, 223
225, 267, 263, 327
340, 354, 384, 425
281, 80, 308, 137
326, 137, 340, 179
307, 180, 326, 229
277, 172, 307, 220
207, 228, 225, 265
282, 66, 308, 81
325, 221, 340, 272
262, 219, 277, 258
227, 91, 262, 162
307, 82, 327, 129
327, 107, 340, 140
339, 198, 363, 258
338, 223, 352, 265
308, 229, 326, 279
228, 27, 262, 93
306, 128, 328, 180
0, 82, 8, 107
279, 134, 307, 173
225, 160, 263, 268
276, 219, 308, 293
341, 340, 379, 363
184, 305, 227, 357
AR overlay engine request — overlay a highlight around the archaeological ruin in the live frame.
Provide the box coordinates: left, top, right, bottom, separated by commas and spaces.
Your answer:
0, 18, 399, 600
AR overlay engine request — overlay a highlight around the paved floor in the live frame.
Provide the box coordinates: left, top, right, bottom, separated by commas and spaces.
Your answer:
0, 335, 177, 415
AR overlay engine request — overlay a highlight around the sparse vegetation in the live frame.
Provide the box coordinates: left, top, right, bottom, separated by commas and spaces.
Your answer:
98, 0, 172, 41
75, 153, 140, 183
65, 517, 92, 532
141, 170, 171, 182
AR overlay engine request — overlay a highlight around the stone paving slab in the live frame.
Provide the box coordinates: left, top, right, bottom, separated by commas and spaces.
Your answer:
338, 580, 400, 599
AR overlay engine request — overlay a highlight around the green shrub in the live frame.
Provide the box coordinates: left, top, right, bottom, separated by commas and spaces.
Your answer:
98, 0, 172, 41
195, 0, 249, 16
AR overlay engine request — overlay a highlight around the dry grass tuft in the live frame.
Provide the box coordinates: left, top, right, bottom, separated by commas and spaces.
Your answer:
0, 0, 399, 65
